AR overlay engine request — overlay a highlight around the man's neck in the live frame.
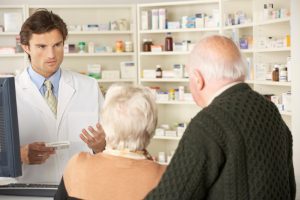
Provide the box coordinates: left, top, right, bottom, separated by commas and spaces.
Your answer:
204, 80, 242, 107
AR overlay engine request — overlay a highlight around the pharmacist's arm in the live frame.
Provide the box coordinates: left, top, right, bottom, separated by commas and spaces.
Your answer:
80, 123, 106, 154
20, 142, 55, 165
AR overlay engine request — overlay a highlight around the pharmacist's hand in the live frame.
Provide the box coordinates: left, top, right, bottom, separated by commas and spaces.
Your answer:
20, 142, 55, 165
80, 123, 106, 154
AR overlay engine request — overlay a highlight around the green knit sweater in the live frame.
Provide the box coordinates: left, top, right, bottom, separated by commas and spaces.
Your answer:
146, 83, 295, 200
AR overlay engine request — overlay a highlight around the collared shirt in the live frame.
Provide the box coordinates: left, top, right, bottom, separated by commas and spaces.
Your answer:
27, 66, 61, 98
207, 81, 242, 106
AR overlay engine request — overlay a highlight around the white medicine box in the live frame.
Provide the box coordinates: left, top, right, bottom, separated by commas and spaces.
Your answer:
4, 12, 23, 32
101, 70, 120, 79
120, 61, 135, 79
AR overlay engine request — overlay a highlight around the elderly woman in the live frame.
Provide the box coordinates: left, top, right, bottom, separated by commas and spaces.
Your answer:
55, 84, 166, 200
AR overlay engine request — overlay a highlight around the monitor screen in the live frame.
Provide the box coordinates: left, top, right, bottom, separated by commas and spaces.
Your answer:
0, 77, 22, 177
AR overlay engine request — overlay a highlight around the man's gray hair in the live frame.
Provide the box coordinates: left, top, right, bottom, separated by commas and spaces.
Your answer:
100, 84, 157, 151
188, 35, 246, 81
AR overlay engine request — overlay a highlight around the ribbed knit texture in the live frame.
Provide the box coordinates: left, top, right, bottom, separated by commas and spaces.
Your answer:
146, 83, 295, 200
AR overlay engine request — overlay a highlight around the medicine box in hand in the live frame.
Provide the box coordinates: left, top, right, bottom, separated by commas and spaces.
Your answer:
45, 141, 70, 150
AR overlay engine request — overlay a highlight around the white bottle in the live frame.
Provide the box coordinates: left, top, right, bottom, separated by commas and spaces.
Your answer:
263, 4, 269, 20
88, 42, 94, 53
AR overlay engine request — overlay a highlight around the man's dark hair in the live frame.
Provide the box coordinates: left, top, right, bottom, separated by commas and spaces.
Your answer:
19, 9, 68, 60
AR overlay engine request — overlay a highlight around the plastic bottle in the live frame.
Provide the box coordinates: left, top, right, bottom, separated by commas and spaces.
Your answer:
165, 32, 173, 51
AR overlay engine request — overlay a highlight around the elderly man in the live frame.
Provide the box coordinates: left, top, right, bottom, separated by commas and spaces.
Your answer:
146, 35, 295, 200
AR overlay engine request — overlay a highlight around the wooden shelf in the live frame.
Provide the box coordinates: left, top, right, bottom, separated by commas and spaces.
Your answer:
252, 80, 291, 87
97, 79, 135, 83
153, 136, 181, 140
69, 30, 133, 35
254, 17, 290, 26
140, 78, 189, 82
223, 23, 253, 30
138, 0, 219, 8
0, 32, 20, 36
140, 27, 219, 34
140, 51, 190, 56
156, 100, 195, 105
64, 52, 134, 57
254, 47, 290, 53
280, 111, 292, 116
0, 53, 25, 57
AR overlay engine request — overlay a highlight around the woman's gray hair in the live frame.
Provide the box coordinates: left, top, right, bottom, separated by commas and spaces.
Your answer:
100, 84, 157, 151
188, 35, 246, 81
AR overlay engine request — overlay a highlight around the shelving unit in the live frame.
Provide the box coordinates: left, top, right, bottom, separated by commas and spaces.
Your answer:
0, 5, 26, 74
137, 0, 292, 161
137, 0, 220, 160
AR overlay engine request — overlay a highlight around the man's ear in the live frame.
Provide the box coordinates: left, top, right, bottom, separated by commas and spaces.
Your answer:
194, 69, 205, 91
21, 45, 30, 55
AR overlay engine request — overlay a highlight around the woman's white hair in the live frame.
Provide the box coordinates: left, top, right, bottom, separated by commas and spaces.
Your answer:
188, 35, 246, 81
100, 84, 157, 151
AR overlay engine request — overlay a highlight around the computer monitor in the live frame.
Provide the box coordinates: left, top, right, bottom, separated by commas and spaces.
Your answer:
0, 77, 22, 177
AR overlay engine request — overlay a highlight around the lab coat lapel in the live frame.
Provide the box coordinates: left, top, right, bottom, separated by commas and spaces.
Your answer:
57, 70, 75, 130
18, 69, 55, 119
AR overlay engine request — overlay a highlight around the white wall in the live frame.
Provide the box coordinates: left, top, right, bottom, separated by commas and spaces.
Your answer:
291, 0, 300, 199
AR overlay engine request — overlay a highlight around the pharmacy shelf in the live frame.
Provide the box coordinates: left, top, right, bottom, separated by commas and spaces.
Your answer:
140, 27, 219, 34
240, 49, 253, 53
140, 51, 190, 56
64, 52, 134, 57
0, 32, 20, 36
223, 23, 253, 30
140, 78, 189, 82
254, 47, 291, 53
69, 30, 133, 35
28, 4, 134, 8
97, 79, 135, 83
280, 111, 292, 116
138, 0, 219, 8
156, 100, 195, 105
0, 53, 25, 57
157, 161, 169, 165
254, 17, 290, 26
252, 80, 291, 87
153, 136, 181, 140
245, 80, 255, 84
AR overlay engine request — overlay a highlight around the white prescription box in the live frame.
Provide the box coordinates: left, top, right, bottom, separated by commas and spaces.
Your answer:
120, 61, 135, 79
101, 70, 120, 79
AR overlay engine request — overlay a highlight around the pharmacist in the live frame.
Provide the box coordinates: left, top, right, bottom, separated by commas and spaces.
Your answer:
15, 9, 105, 183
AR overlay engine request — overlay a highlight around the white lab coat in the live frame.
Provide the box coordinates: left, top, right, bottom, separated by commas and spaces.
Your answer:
15, 68, 104, 184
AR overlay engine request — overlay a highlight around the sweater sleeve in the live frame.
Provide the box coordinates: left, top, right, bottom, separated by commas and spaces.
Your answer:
287, 128, 296, 200
145, 119, 225, 200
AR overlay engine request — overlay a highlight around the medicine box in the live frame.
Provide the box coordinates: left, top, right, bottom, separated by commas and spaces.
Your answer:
143, 69, 156, 78
101, 70, 120, 79
162, 70, 175, 78
120, 61, 135, 79
4, 12, 23, 32
87, 64, 101, 79
155, 128, 165, 136
165, 130, 177, 137
167, 21, 180, 29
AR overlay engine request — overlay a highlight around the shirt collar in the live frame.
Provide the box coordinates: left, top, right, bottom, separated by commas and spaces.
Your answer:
27, 65, 61, 94
207, 81, 242, 106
